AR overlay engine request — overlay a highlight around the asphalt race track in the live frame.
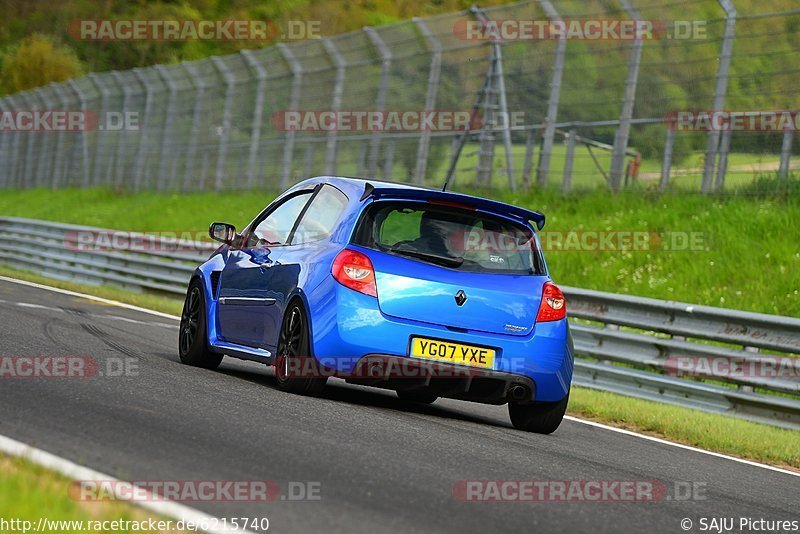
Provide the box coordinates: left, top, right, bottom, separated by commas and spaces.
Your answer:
0, 278, 797, 533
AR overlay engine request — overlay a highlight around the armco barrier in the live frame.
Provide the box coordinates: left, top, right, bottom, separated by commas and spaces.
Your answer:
1, 217, 798, 429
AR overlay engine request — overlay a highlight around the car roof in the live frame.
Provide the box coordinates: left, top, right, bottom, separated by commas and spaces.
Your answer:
294, 176, 545, 230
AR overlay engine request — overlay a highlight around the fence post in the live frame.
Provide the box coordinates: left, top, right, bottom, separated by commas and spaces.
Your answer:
241, 50, 268, 189
154, 66, 177, 191
32, 87, 53, 186
779, 129, 793, 181
87, 74, 111, 187
537, 0, 566, 188
6, 96, 23, 187
414, 18, 442, 185
715, 129, 732, 191
562, 129, 577, 194
364, 27, 392, 177
322, 39, 346, 176
493, 41, 515, 191
129, 70, 153, 191
278, 44, 303, 188
68, 80, 93, 187
182, 63, 205, 191
659, 126, 675, 192
20, 92, 38, 188
609, 0, 644, 193
0, 97, 9, 187
0, 97, 17, 188
111, 72, 132, 189
211, 57, 235, 191
702, 0, 737, 193
51, 84, 71, 187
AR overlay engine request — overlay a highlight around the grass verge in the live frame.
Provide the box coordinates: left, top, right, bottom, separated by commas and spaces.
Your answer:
0, 454, 187, 533
0, 186, 798, 315
0, 267, 797, 469
568, 388, 799, 470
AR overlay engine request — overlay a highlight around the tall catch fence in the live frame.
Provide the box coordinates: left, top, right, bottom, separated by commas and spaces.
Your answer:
0, 0, 798, 194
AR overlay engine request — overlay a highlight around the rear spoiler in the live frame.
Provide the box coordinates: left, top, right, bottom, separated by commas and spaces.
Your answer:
360, 183, 546, 230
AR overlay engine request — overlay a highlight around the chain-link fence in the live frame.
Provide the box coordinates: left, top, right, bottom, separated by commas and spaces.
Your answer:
0, 0, 798, 194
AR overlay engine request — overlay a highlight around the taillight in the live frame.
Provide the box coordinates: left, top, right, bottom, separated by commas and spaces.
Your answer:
332, 249, 377, 297
536, 282, 566, 322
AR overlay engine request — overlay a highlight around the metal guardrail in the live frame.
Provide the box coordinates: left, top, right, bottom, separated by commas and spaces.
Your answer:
1, 216, 798, 429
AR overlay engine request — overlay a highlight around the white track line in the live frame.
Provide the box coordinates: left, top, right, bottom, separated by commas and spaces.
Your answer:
0, 433, 257, 534
0, 275, 180, 320
564, 416, 800, 478
1, 274, 798, 479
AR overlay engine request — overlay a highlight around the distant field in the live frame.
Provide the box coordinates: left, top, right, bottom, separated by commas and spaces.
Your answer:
357, 142, 787, 193
1, 184, 797, 316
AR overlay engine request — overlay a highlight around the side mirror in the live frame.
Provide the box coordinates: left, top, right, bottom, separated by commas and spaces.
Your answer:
209, 222, 236, 245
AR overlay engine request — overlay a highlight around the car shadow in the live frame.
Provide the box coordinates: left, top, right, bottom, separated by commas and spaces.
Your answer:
214, 360, 511, 430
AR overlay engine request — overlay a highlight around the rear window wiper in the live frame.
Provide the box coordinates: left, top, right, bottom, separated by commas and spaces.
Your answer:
389, 246, 464, 268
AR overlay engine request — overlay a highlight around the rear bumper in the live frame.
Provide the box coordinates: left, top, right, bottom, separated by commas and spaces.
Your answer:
308, 281, 574, 402
344, 354, 536, 404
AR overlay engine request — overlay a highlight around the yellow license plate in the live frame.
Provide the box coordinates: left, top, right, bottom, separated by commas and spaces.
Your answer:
409, 338, 495, 369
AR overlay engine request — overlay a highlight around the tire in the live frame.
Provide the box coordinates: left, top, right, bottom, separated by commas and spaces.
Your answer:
178, 278, 223, 370
274, 301, 327, 396
396, 390, 438, 405
508, 393, 569, 434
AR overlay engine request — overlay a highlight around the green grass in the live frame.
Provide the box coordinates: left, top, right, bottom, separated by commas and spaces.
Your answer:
0, 265, 182, 316
0, 263, 797, 468
2, 185, 798, 316
0, 454, 187, 533
569, 388, 800, 468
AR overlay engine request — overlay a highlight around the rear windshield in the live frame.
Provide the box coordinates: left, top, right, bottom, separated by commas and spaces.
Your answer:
352, 201, 545, 274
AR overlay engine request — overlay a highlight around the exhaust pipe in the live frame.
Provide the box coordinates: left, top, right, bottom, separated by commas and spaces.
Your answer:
508, 384, 528, 401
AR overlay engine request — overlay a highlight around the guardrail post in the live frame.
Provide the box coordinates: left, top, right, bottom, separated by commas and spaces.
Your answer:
608, 0, 644, 193
537, 0, 566, 188
182, 63, 205, 191
659, 126, 675, 191
278, 44, 303, 188
131, 69, 154, 191
241, 50, 268, 189
211, 57, 235, 191
364, 27, 392, 177
778, 129, 793, 181
414, 18, 442, 185
562, 129, 577, 194
714, 129, 732, 191
19, 92, 38, 188
88, 74, 111, 187
322, 39, 346, 176
702, 0, 737, 193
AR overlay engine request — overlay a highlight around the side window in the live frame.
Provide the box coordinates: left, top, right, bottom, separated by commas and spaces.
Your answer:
292, 186, 349, 245
249, 192, 312, 247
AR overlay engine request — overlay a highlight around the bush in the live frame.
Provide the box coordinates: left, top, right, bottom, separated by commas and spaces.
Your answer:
1, 34, 83, 94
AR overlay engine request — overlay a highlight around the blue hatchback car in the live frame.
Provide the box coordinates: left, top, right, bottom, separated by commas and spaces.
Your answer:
179, 176, 574, 433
